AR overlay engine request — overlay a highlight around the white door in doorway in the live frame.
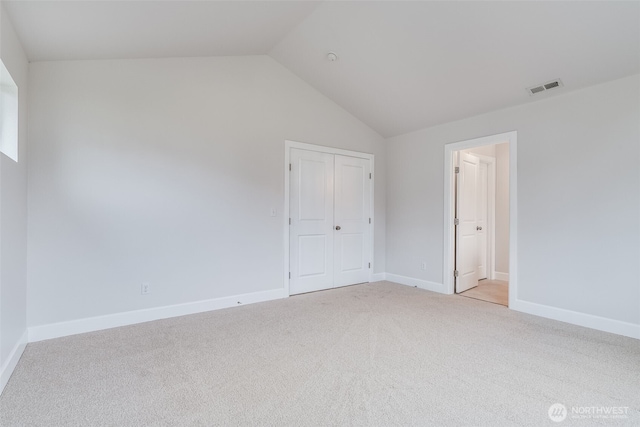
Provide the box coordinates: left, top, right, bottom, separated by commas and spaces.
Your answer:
456, 152, 480, 293
290, 148, 371, 295
477, 162, 488, 280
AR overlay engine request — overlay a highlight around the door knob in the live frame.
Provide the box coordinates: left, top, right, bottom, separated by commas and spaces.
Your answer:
335, 226, 341, 230
476, 226, 482, 231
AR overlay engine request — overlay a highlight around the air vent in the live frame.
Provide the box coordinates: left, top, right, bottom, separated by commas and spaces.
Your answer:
527, 79, 563, 96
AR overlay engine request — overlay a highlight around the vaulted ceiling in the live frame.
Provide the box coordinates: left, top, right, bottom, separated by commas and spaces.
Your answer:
4, 1, 639, 137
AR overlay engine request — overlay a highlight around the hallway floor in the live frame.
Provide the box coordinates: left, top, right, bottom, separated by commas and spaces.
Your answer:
459, 279, 508, 306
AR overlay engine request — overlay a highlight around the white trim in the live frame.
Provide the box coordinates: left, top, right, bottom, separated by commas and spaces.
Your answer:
386, 273, 445, 294
284, 140, 375, 296
494, 271, 510, 282
385, 270, 637, 339
385, 269, 638, 339
370, 272, 386, 282
28, 288, 287, 343
285, 140, 375, 160
17, 271, 638, 362
508, 137, 518, 308
284, 144, 291, 296
443, 131, 517, 305
0, 330, 27, 396
511, 299, 640, 340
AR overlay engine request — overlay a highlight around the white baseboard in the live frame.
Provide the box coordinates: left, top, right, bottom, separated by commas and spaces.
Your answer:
385, 273, 445, 294
0, 330, 28, 396
493, 271, 509, 281
25, 277, 638, 351
370, 272, 386, 282
382, 271, 637, 339
28, 288, 288, 343
511, 299, 640, 340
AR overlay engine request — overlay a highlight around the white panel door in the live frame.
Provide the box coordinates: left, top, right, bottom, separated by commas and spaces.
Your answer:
456, 152, 479, 293
333, 155, 371, 287
477, 162, 488, 280
290, 149, 334, 295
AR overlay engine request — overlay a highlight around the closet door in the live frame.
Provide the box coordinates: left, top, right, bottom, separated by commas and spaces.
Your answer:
289, 148, 335, 295
333, 155, 371, 287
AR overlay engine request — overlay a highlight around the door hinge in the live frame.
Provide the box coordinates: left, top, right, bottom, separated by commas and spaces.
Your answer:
368, 263, 371, 269
289, 272, 291, 279
454, 270, 459, 278
289, 218, 291, 225
369, 218, 371, 224
289, 163, 291, 171
455, 167, 459, 173
369, 173, 372, 179
454, 218, 459, 226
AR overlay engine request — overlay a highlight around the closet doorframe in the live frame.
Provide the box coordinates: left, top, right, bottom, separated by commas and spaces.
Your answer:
284, 140, 375, 296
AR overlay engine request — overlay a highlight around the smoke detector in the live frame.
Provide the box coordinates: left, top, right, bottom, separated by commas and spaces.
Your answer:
527, 79, 564, 96
327, 52, 338, 62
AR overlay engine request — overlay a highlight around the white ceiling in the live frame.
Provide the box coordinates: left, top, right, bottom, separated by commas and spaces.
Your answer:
271, 1, 640, 137
3, 1, 321, 60
4, 1, 640, 138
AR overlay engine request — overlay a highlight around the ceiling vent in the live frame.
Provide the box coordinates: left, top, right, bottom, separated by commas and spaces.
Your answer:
527, 79, 563, 96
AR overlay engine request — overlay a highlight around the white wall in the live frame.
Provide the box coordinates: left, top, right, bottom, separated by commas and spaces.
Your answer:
463, 144, 495, 158
386, 74, 640, 327
27, 56, 386, 328
0, 3, 29, 387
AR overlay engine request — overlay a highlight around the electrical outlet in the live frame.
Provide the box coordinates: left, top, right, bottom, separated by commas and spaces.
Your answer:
420, 262, 427, 271
141, 282, 151, 295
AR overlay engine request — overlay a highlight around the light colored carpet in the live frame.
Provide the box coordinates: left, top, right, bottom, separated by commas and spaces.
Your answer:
459, 279, 509, 306
1, 281, 638, 426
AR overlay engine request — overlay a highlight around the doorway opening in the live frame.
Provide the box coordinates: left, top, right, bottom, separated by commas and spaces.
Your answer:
443, 131, 517, 308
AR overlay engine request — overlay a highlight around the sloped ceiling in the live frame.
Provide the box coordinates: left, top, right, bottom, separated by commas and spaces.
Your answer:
2, 1, 321, 60
4, 1, 640, 138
